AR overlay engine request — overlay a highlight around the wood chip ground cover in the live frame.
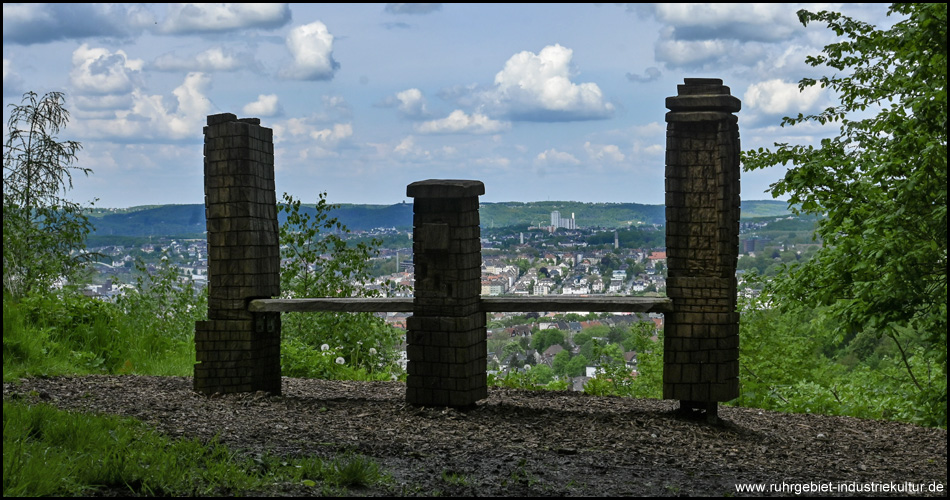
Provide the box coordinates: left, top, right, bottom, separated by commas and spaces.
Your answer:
4, 376, 946, 496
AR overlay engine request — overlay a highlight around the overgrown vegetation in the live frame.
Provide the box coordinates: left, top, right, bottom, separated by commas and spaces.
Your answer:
1, 90, 201, 380
733, 280, 946, 426
742, 3, 947, 426
3, 255, 206, 381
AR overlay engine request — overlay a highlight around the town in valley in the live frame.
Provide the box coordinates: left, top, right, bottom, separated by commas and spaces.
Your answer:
77, 202, 818, 390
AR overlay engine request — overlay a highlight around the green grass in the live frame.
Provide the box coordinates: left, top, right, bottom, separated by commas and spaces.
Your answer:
441, 469, 470, 486
3, 400, 389, 496
2, 290, 196, 382
3, 288, 393, 496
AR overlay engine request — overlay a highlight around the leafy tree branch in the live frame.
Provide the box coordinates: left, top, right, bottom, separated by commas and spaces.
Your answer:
741, 3, 946, 425
3, 91, 96, 296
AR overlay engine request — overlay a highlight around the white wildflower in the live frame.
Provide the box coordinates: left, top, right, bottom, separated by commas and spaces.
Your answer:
321, 344, 330, 351
335, 357, 345, 365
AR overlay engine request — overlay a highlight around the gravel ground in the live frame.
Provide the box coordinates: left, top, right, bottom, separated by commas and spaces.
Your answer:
4, 375, 947, 497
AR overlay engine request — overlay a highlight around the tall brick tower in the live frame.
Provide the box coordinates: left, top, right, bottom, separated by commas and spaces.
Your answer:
663, 79, 741, 418
194, 113, 281, 395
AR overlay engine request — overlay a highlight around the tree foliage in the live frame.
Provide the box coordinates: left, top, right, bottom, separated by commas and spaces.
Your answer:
3, 91, 95, 296
530, 328, 565, 354
278, 192, 403, 378
741, 4, 947, 424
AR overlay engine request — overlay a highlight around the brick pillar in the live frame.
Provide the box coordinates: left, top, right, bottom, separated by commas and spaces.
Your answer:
663, 79, 741, 414
194, 113, 281, 395
406, 180, 488, 408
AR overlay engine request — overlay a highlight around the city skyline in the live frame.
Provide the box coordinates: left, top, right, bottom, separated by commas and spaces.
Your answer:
3, 4, 893, 208
551, 210, 577, 231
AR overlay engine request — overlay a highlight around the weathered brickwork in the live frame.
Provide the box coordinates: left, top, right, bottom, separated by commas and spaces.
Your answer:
405, 180, 488, 407
663, 79, 741, 408
194, 113, 281, 395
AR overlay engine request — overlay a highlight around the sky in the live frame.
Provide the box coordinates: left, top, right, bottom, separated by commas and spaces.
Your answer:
3, 3, 894, 209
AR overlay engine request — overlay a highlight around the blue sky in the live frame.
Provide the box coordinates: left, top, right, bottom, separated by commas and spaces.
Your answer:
3, 3, 892, 208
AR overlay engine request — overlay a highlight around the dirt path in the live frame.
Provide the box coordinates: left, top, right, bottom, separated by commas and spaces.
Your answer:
4, 375, 947, 496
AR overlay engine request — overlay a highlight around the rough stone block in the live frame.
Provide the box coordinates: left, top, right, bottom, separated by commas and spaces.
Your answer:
418, 223, 450, 251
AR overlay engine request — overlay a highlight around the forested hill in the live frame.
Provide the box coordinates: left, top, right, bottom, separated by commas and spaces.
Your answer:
85, 200, 792, 237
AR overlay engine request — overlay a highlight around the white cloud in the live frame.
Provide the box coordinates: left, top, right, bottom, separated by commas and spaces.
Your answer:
655, 31, 730, 68
395, 88, 430, 118
73, 95, 134, 114
641, 4, 818, 72
387, 136, 459, 165
2, 3, 48, 28
74, 72, 212, 141
632, 122, 665, 137
628, 122, 669, 159
483, 44, 614, 121
166, 73, 214, 137
274, 118, 311, 140
243, 94, 281, 117
279, 21, 340, 81
415, 110, 510, 134
635, 143, 664, 157
310, 123, 353, 146
160, 4, 290, 34
392, 135, 433, 162
322, 95, 351, 118
272, 117, 352, 153
644, 4, 890, 76
152, 47, 251, 72
393, 135, 416, 155
750, 43, 824, 80
393, 136, 418, 155
650, 4, 799, 42
298, 146, 341, 160
535, 148, 581, 166
584, 142, 625, 163
70, 44, 144, 96
744, 79, 823, 116
745, 119, 838, 151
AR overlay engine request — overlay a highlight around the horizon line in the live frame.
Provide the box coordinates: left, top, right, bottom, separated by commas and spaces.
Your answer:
88, 198, 791, 211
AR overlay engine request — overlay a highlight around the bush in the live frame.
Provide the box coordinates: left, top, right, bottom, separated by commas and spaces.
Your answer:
278, 192, 404, 381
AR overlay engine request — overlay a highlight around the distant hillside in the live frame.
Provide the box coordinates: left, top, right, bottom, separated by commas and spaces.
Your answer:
89, 205, 205, 237
332, 202, 413, 229
480, 201, 665, 228
86, 200, 792, 238
739, 199, 795, 218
